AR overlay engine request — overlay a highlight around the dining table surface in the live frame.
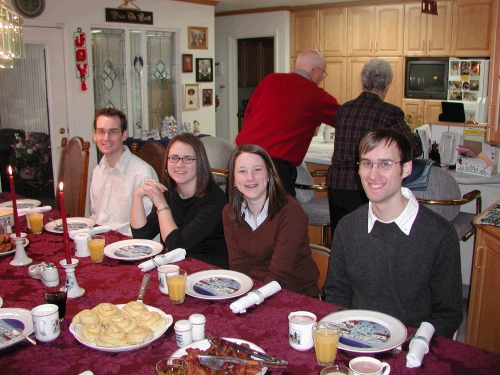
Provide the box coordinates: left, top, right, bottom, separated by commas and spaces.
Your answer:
1, 192, 500, 375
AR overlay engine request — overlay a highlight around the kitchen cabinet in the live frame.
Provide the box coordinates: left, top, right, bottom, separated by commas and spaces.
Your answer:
347, 4, 403, 57
290, 7, 347, 57
451, 0, 494, 57
404, 1, 452, 56
401, 99, 442, 124
323, 57, 347, 104
238, 38, 274, 88
347, 57, 404, 108
486, 0, 500, 144
465, 209, 500, 355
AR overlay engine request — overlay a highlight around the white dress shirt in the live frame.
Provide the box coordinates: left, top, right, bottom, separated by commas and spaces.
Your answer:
90, 146, 158, 236
241, 198, 269, 231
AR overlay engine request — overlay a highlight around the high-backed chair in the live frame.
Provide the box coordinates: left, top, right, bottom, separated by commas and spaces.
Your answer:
200, 136, 235, 189
57, 137, 90, 217
295, 162, 330, 247
136, 141, 166, 185
310, 244, 331, 300
412, 166, 482, 241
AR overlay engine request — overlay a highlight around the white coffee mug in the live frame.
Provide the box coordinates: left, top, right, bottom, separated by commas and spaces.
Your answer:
73, 233, 91, 257
31, 304, 60, 342
158, 264, 180, 295
349, 356, 391, 375
288, 311, 317, 351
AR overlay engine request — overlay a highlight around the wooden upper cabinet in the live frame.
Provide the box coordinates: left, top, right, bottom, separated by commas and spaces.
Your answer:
323, 57, 347, 104
404, 1, 452, 56
347, 5, 403, 56
290, 10, 319, 57
486, 0, 500, 144
452, 0, 494, 57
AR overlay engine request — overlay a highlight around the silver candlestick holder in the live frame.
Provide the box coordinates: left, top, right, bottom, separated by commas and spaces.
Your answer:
60, 258, 85, 298
10, 233, 32, 266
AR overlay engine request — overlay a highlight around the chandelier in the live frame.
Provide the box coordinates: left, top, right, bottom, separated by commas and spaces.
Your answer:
0, 0, 24, 68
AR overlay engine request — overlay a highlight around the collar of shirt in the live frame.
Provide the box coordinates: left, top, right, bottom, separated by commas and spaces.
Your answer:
367, 187, 419, 235
241, 198, 269, 231
292, 69, 313, 82
98, 146, 131, 173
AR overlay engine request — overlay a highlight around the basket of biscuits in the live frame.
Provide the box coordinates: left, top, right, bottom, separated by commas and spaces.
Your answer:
69, 301, 173, 352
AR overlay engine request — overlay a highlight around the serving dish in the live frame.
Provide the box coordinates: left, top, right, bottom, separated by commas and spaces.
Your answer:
0, 237, 29, 258
104, 239, 163, 261
44, 217, 95, 234
186, 270, 253, 300
0, 308, 34, 350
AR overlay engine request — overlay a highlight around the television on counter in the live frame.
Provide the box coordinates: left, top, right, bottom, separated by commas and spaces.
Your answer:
405, 59, 449, 99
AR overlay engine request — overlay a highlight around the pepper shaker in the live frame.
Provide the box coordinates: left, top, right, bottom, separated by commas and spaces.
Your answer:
174, 319, 193, 347
189, 313, 206, 341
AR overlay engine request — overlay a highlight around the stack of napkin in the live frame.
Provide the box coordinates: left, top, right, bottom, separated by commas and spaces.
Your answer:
406, 322, 435, 368
137, 248, 186, 272
69, 225, 111, 239
230, 281, 281, 314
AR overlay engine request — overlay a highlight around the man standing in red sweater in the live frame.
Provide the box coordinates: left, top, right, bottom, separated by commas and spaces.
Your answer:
235, 49, 340, 197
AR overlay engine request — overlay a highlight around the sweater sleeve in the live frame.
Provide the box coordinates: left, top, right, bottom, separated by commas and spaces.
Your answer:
130, 205, 161, 240
222, 205, 247, 273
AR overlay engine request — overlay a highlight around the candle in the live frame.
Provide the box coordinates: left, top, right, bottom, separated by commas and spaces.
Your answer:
59, 182, 72, 264
8, 166, 21, 237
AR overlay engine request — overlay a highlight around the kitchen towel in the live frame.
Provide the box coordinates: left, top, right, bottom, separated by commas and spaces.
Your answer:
69, 225, 111, 239
406, 322, 435, 368
230, 281, 281, 314
138, 248, 186, 272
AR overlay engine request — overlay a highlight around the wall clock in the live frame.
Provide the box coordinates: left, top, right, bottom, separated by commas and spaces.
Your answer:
12, 0, 46, 18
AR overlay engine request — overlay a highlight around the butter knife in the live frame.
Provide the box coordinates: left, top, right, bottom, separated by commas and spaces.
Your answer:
198, 355, 288, 370
137, 274, 150, 303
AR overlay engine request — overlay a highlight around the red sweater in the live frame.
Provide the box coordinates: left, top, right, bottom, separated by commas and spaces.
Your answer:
236, 72, 340, 166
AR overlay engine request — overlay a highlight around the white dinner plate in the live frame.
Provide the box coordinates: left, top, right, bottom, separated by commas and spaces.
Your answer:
186, 270, 253, 300
320, 309, 407, 353
104, 239, 164, 261
44, 217, 95, 234
0, 237, 29, 258
69, 304, 173, 352
0, 308, 34, 350
0, 199, 41, 210
171, 337, 267, 375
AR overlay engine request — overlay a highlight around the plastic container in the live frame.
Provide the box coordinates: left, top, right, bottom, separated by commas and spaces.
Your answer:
174, 319, 193, 347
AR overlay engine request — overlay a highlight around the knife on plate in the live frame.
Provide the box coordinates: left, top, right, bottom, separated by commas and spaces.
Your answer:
207, 335, 288, 365
137, 274, 150, 303
197, 355, 288, 370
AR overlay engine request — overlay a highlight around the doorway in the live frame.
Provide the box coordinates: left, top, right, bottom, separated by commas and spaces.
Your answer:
0, 26, 69, 206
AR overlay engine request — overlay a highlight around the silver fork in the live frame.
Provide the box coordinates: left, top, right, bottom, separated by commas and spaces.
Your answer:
390, 332, 415, 354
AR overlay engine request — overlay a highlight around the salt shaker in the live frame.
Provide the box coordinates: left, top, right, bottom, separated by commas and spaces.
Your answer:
189, 313, 206, 341
174, 319, 193, 347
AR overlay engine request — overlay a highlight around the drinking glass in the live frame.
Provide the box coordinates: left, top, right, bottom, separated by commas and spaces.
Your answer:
166, 269, 187, 304
27, 210, 44, 234
44, 285, 67, 321
320, 364, 350, 375
88, 235, 105, 263
155, 357, 187, 375
313, 321, 341, 366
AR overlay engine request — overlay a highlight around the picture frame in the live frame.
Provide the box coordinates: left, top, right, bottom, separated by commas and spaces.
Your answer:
184, 84, 200, 110
188, 26, 208, 50
202, 89, 213, 106
182, 54, 193, 73
196, 58, 213, 82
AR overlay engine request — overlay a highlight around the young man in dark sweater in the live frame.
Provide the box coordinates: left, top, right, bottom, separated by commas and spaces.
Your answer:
324, 128, 462, 338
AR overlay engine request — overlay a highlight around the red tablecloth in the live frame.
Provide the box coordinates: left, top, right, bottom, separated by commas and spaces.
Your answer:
1, 192, 500, 375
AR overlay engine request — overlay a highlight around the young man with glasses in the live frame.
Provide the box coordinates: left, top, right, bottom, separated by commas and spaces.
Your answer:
89, 108, 158, 236
324, 128, 462, 338
235, 49, 340, 197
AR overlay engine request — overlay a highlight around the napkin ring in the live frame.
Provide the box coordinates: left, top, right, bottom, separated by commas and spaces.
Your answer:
412, 335, 430, 346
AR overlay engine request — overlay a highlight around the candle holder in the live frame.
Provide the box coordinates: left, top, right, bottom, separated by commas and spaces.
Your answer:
10, 233, 32, 266
60, 258, 85, 298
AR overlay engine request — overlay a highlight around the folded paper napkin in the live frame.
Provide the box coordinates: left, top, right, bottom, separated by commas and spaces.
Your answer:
18, 206, 52, 216
137, 248, 186, 272
69, 225, 112, 240
79, 371, 94, 375
406, 322, 435, 368
230, 281, 281, 314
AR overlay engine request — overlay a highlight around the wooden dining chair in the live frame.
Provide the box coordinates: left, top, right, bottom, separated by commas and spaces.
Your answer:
310, 244, 331, 300
57, 136, 90, 217
136, 141, 166, 184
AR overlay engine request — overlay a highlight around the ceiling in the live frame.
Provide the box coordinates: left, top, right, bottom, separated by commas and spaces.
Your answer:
214, 0, 365, 13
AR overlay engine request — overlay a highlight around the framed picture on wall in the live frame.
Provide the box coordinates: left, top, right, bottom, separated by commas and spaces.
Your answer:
188, 26, 208, 49
182, 54, 193, 73
184, 84, 200, 110
202, 89, 213, 106
196, 58, 213, 82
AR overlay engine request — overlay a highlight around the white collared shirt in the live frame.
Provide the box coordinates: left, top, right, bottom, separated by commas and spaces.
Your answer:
241, 198, 269, 231
367, 187, 419, 235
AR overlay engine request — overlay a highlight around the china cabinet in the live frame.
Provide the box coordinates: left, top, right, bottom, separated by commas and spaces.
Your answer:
401, 99, 442, 125
347, 4, 403, 57
404, 1, 452, 56
451, 0, 494, 57
465, 204, 500, 355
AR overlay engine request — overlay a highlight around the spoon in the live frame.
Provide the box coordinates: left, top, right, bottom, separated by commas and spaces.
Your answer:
10, 328, 37, 345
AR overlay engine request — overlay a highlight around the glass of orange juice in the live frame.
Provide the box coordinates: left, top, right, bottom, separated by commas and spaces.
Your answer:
166, 269, 187, 304
27, 210, 44, 234
88, 235, 105, 263
313, 322, 342, 366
